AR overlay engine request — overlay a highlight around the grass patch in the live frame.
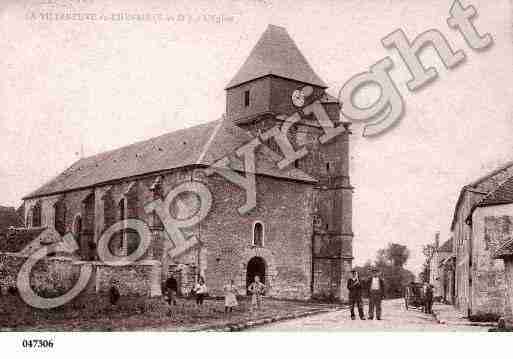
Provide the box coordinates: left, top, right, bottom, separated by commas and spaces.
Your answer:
0, 293, 338, 331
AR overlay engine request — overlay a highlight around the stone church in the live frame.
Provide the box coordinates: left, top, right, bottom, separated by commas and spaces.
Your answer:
22, 25, 353, 301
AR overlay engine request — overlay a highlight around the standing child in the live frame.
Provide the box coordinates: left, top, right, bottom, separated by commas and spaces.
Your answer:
223, 279, 239, 313
194, 276, 208, 307
248, 275, 266, 312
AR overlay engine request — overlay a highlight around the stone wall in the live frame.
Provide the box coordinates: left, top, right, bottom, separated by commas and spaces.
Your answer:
453, 190, 483, 313
0, 252, 79, 296
0, 252, 160, 298
199, 173, 316, 300
96, 260, 160, 296
503, 259, 513, 324
166, 263, 197, 295
471, 205, 510, 315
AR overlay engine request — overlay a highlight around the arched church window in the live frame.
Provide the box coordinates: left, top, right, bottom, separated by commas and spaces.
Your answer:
103, 192, 115, 230
124, 182, 138, 219
126, 193, 138, 219
83, 192, 95, 234
32, 202, 42, 227
119, 198, 126, 221
73, 214, 82, 236
244, 90, 250, 107
253, 222, 264, 247
115, 198, 126, 254
54, 200, 66, 235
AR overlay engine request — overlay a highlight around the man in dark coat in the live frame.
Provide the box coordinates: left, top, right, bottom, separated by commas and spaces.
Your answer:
164, 275, 178, 306
423, 282, 434, 314
367, 268, 385, 320
347, 270, 365, 320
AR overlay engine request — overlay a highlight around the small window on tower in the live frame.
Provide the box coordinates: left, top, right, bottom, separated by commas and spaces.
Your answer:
326, 162, 330, 172
253, 222, 264, 247
244, 90, 250, 107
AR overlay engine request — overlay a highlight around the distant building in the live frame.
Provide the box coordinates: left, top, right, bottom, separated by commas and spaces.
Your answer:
428, 233, 453, 300
438, 238, 455, 304
428, 232, 440, 288
451, 161, 513, 316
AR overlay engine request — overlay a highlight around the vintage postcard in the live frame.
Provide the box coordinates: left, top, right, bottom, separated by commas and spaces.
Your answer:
1, 0, 513, 355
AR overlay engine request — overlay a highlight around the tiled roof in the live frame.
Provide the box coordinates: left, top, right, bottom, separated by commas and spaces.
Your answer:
24, 118, 316, 199
477, 176, 513, 207
439, 238, 453, 253
469, 160, 513, 188
492, 237, 513, 259
226, 25, 327, 89
450, 160, 513, 230
465, 176, 513, 223
0, 206, 24, 234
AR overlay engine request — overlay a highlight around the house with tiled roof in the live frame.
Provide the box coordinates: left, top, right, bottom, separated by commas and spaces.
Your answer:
464, 175, 513, 323
451, 162, 513, 316
20, 25, 353, 301
428, 234, 455, 300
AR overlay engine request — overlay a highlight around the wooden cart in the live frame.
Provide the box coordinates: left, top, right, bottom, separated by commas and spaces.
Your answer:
404, 282, 424, 310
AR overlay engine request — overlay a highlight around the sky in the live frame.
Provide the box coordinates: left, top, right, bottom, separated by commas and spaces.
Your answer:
1, 0, 512, 274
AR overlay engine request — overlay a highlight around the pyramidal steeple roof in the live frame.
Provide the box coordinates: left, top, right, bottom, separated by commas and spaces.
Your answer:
226, 25, 327, 89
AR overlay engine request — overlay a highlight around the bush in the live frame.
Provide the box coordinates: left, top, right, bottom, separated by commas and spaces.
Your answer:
468, 312, 500, 322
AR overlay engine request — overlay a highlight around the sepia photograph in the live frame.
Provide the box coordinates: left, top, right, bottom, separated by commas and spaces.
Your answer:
1, 0, 512, 356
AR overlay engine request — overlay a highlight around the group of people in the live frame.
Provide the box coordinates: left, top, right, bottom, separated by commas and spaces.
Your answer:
348, 268, 437, 321
222, 275, 267, 313
163, 274, 266, 313
346, 268, 386, 320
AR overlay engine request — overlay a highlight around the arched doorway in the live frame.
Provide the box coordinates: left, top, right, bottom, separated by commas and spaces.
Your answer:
246, 257, 266, 293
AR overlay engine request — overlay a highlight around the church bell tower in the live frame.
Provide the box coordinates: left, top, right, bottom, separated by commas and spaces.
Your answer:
225, 25, 353, 301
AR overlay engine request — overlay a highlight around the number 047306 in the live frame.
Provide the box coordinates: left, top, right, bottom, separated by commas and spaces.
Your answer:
21, 339, 54, 349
